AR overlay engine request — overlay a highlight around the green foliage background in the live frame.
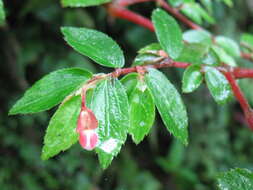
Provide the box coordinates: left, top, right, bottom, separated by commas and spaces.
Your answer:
1, 0, 253, 189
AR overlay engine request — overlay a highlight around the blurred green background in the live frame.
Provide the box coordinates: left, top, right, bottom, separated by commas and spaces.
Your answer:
1, 0, 253, 189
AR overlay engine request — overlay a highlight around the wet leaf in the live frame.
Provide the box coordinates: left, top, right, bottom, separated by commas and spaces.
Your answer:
120, 73, 138, 96
61, 27, 125, 68
61, 0, 111, 7
145, 68, 188, 145
9, 68, 92, 115
138, 43, 162, 54
205, 66, 232, 105
182, 64, 203, 93
212, 45, 237, 67
132, 54, 160, 66
87, 79, 129, 169
217, 168, 253, 190
41, 95, 81, 160
215, 36, 240, 57
152, 9, 183, 59
129, 80, 155, 144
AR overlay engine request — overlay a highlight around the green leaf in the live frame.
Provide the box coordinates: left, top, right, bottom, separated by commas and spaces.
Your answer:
182, 64, 203, 93
0, 0, 5, 25
61, 0, 111, 7
215, 36, 240, 57
205, 66, 232, 105
152, 9, 183, 59
175, 43, 209, 64
138, 43, 162, 54
120, 73, 139, 96
9, 68, 92, 115
202, 49, 220, 66
241, 33, 253, 50
41, 95, 81, 160
61, 27, 125, 68
145, 68, 188, 145
132, 54, 161, 66
212, 45, 237, 67
88, 79, 129, 169
217, 168, 253, 190
181, 3, 203, 24
129, 80, 155, 144
183, 30, 212, 44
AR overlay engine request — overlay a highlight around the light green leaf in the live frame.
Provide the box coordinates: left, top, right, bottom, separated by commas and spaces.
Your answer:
183, 29, 212, 44
175, 43, 209, 64
129, 80, 155, 144
0, 0, 5, 25
9, 68, 92, 115
217, 168, 253, 190
61, 27, 125, 68
152, 9, 183, 59
212, 45, 237, 67
132, 54, 161, 66
145, 68, 188, 145
138, 43, 162, 54
41, 95, 81, 160
181, 3, 203, 24
182, 64, 203, 93
215, 36, 240, 57
205, 66, 232, 105
88, 79, 129, 169
120, 73, 138, 96
241, 33, 253, 50
61, 0, 111, 7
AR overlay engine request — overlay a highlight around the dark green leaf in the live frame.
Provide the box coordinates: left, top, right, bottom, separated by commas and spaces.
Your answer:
152, 9, 183, 59
88, 79, 129, 169
217, 168, 253, 190
61, 0, 111, 7
205, 66, 232, 104
41, 95, 81, 160
129, 80, 155, 144
215, 36, 240, 57
182, 64, 203, 93
120, 73, 138, 96
145, 68, 188, 145
61, 27, 125, 68
0, 0, 5, 25
9, 68, 92, 115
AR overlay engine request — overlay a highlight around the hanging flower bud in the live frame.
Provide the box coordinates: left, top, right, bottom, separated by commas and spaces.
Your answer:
76, 108, 98, 133
79, 129, 98, 150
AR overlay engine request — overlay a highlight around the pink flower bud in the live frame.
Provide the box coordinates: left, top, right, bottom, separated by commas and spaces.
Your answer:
76, 108, 98, 133
79, 129, 98, 150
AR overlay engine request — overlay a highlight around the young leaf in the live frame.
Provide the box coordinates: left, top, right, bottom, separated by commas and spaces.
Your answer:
41, 95, 81, 160
129, 80, 155, 144
205, 66, 232, 105
9, 68, 92, 115
61, 27, 125, 68
152, 9, 183, 59
61, 0, 111, 7
145, 68, 188, 145
183, 30, 212, 44
215, 36, 240, 57
182, 64, 203, 93
138, 43, 162, 54
0, 0, 5, 25
132, 54, 161, 66
212, 45, 237, 67
87, 79, 129, 169
217, 168, 253, 190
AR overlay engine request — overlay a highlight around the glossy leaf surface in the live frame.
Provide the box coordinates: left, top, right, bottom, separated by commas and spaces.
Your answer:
0, 0, 5, 25
182, 64, 203, 93
145, 68, 188, 145
61, 0, 111, 7
61, 27, 125, 68
9, 68, 92, 114
152, 9, 183, 59
217, 168, 253, 190
129, 80, 155, 144
215, 36, 240, 57
88, 79, 129, 169
41, 95, 81, 160
205, 67, 232, 105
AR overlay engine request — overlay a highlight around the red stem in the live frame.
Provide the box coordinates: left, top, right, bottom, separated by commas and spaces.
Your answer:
157, 0, 203, 30
107, 5, 154, 31
241, 52, 253, 62
223, 71, 253, 130
116, 0, 153, 6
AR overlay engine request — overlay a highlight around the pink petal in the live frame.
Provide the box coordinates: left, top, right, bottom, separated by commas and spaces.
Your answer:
76, 108, 98, 133
79, 130, 98, 150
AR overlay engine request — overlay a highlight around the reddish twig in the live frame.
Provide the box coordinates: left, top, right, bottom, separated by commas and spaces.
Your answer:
107, 4, 154, 31
223, 71, 253, 130
116, 0, 153, 6
241, 52, 253, 62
